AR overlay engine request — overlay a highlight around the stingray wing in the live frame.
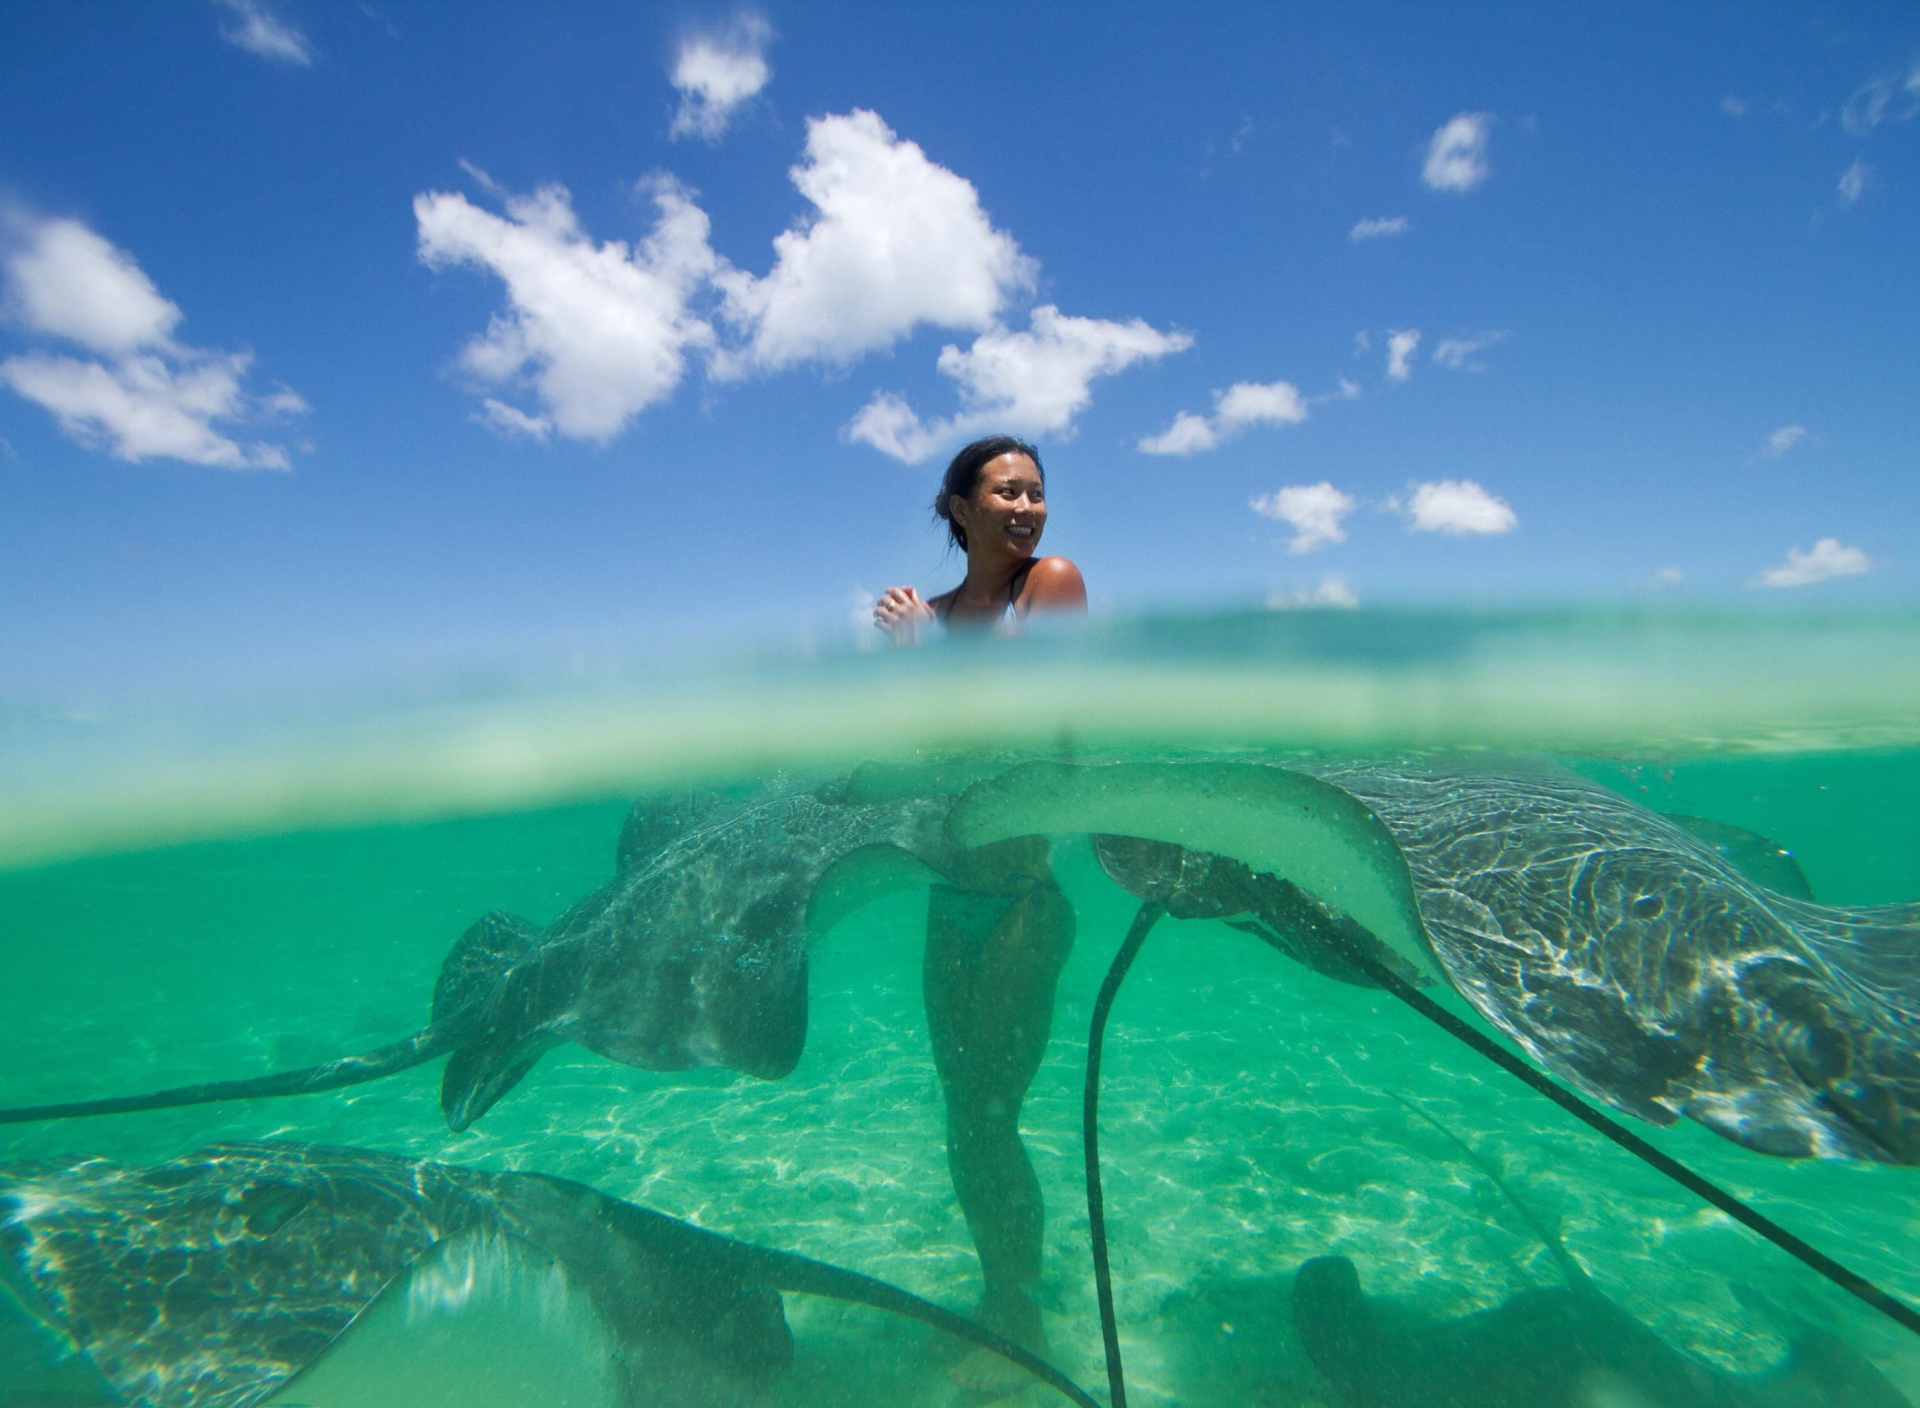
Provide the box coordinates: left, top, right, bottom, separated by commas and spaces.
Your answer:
0, 1144, 492, 1408
1775, 896, 1920, 1018
614, 786, 769, 876
573, 789, 960, 1084
1313, 760, 1920, 1163
1767, 894, 1920, 1161
948, 760, 1442, 983
1662, 813, 1816, 900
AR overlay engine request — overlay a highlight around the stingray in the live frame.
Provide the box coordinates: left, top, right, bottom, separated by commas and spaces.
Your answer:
8, 753, 1914, 1196
1293, 1255, 1911, 1408
0, 1140, 1098, 1408
0, 771, 972, 1133
950, 757, 1920, 1167
1290, 1104, 1911, 1408
1074, 823, 1917, 1406
14, 753, 1892, 1161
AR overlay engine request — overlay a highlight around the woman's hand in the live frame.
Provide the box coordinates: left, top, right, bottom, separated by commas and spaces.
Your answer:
874, 585, 936, 644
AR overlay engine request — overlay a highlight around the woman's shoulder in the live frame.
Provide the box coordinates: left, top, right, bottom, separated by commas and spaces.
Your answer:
1017, 556, 1087, 612
1025, 555, 1082, 581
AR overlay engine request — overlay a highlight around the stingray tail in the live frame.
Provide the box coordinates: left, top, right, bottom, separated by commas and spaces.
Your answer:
745, 1244, 1100, 1408
0, 1025, 459, 1126
1228, 873, 1430, 991
0, 909, 554, 1132
1388, 1092, 1589, 1291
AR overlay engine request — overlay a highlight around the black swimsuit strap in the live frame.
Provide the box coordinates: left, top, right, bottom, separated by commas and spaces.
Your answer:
1007, 557, 1036, 613
935, 558, 1038, 624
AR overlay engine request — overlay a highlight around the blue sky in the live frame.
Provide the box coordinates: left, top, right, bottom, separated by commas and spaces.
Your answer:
1, 2, 1916, 699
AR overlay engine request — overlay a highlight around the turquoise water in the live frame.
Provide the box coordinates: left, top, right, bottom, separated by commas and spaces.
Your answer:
2, 612, 1918, 1407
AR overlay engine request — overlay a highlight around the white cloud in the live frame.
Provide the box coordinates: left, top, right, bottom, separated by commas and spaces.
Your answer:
1251, 481, 1357, 553
938, 309, 1188, 433
1350, 216, 1411, 241
1386, 329, 1421, 382
1139, 378, 1307, 456
843, 393, 935, 463
1841, 62, 1920, 136
1268, 574, 1359, 610
398, 105, 1168, 460
415, 176, 718, 442
1760, 424, 1807, 459
1656, 566, 1684, 585
1753, 538, 1873, 588
1353, 330, 1372, 354
848, 305, 1190, 463
3, 216, 182, 354
259, 385, 307, 417
214, 0, 314, 66
669, 14, 772, 142
0, 351, 291, 469
1838, 158, 1871, 206
1422, 112, 1492, 193
1218, 380, 1307, 427
0, 213, 302, 468
457, 158, 506, 198
1720, 96, 1747, 117
1136, 411, 1216, 456
1431, 330, 1509, 371
476, 397, 552, 440
715, 109, 1033, 375
1405, 478, 1516, 535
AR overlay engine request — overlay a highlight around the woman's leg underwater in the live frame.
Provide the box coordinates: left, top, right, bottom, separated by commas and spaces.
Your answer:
924, 838, 1075, 1361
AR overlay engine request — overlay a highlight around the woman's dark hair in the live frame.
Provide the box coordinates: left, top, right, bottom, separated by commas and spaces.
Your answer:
934, 435, 1044, 552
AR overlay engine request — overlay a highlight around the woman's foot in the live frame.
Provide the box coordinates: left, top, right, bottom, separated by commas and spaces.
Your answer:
949, 1292, 1048, 1398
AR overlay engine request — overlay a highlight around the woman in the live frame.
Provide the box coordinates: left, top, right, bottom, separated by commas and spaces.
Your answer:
873, 436, 1087, 643
871, 437, 1084, 1392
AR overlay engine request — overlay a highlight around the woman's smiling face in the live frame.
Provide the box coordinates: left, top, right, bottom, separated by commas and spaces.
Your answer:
952, 452, 1046, 560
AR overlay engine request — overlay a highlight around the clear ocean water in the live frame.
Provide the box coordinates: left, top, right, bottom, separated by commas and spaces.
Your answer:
3, 610, 1917, 1408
